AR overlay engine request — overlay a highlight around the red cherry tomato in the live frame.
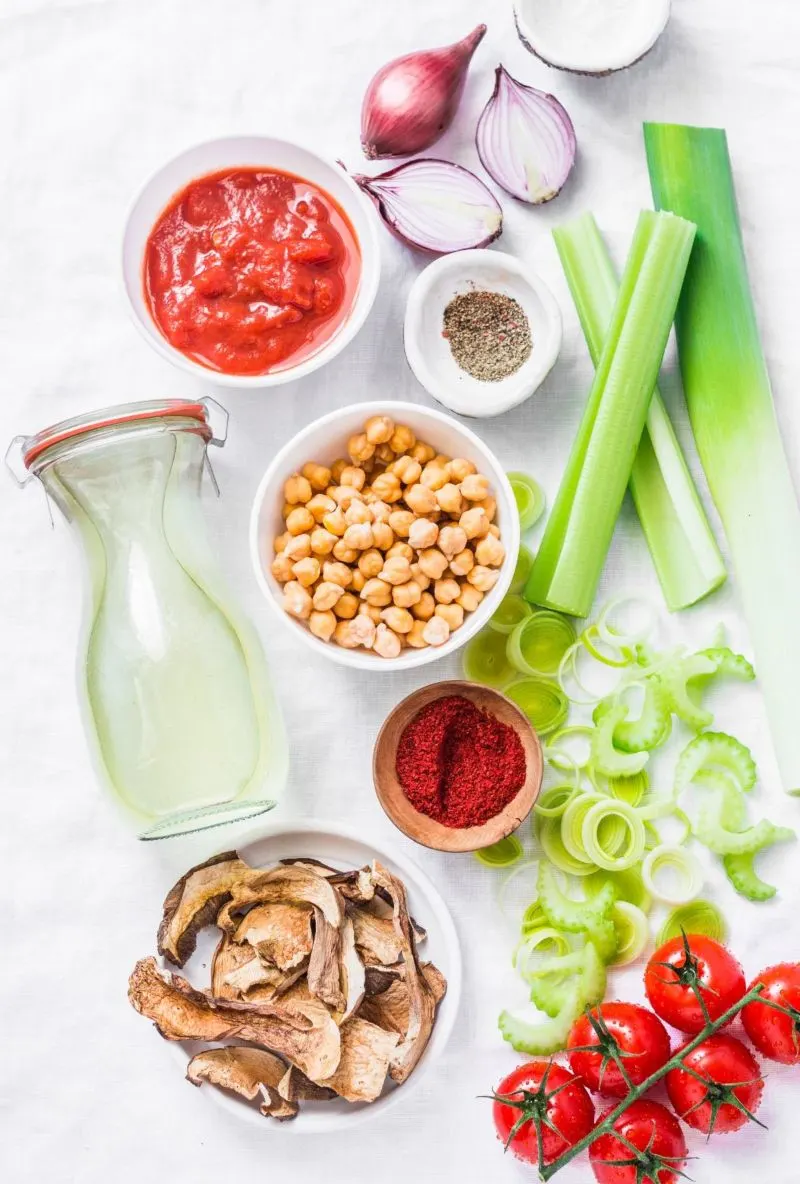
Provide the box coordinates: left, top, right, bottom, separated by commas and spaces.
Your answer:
644, 935, 746, 1033
665, 1033, 763, 1134
742, 962, 800, 1064
493, 1060, 595, 1166
590, 1099, 688, 1184
567, 1002, 672, 1097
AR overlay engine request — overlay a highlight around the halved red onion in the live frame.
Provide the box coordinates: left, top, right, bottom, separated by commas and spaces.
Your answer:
476, 65, 576, 204
353, 159, 503, 254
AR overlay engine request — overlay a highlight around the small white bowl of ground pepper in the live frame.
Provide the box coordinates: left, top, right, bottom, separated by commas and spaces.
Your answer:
403, 249, 562, 418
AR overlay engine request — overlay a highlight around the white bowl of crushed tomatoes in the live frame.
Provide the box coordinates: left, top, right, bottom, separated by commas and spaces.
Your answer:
122, 135, 381, 388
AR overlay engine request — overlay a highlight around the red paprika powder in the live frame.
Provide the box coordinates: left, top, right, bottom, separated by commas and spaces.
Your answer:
395, 694, 526, 828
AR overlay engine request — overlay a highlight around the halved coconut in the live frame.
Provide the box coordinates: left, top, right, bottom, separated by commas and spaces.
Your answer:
513, 0, 671, 76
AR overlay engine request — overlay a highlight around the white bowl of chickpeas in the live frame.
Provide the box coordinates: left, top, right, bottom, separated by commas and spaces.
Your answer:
250, 402, 519, 669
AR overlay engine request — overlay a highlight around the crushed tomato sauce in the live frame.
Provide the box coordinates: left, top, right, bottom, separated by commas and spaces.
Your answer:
144, 167, 360, 376
395, 694, 526, 828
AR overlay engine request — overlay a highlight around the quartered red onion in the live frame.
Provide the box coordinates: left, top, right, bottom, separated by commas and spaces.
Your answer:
476, 65, 576, 204
353, 159, 503, 254
361, 25, 486, 160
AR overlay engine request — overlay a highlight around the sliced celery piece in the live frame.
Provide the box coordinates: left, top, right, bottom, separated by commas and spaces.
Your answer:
552, 212, 725, 611
499, 980, 582, 1055
538, 861, 616, 931
526, 210, 697, 618
645, 123, 800, 794
591, 704, 650, 778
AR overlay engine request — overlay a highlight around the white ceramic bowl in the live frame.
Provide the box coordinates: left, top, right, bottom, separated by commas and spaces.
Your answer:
404, 249, 562, 418
121, 135, 381, 389
165, 819, 462, 1133
250, 400, 520, 671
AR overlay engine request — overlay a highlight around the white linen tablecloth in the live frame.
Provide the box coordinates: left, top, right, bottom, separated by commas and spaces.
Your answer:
3, 1, 800, 1180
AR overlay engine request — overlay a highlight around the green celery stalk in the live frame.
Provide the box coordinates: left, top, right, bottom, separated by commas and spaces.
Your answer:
525, 209, 696, 618
645, 123, 800, 795
553, 213, 726, 611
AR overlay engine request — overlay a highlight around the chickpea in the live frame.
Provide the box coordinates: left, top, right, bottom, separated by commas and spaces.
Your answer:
350, 614, 377, 648
333, 592, 359, 620
308, 610, 337, 642
448, 547, 475, 577
456, 584, 483, 613
389, 456, 422, 485
409, 562, 431, 592
434, 482, 464, 516
370, 471, 403, 503
405, 483, 439, 515
380, 555, 412, 585
302, 462, 332, 492
306, 493, 336, 523
345, 499, 372, 526
334, 618, 368, 649
282, 581, 312, 621
343, 522, 373, 551
422, 616, 450, 647
477, 495, 497, 523
420, 462, 450, 492
436, 603, 464, 631
374, 442, 395, 465
358, 549, 384, 579
350, 568, 366, 593
346, 434, 374, 466
361, 578, 392, 607
330, 458, 349, 483
341, 463, 367, 490
369, 499, 392, 524
468, 565, 501, 593
371, 522, 394, 551
488, 524, 501, 538
417, 547, 449, 580
407, 518, 438, 551
475, 534, 506, 567
322, 561, 352, 589
291, 556, 320, 587
284, 533, 312, 562
405, 620, 430, 649
459, 473, 490, 502
310, 527, 337, 557
392, 579, 422, 609
359, 602, 383, 624
313, 581, 345, 611
284, 473, 313, 505
386, 540, 413, 563
412, 591, 436, 621
389, 424, 415, 454
332, 541, 359, 564
388, 509, 415, 538
373, 623, 402, 658
449, 457, 476, 483
329, 485, 363, 511
322, 507, 346, 537
271, 553, 294, 582
460, 506, 491, 540
410, 440, 436, 465
286, 506, 315, 536
365, 414, 394, 445
434, 577, 461, 605
381, 606, 414, 634
274, 531, 290, 554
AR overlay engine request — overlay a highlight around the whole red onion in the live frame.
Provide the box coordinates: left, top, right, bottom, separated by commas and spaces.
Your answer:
361, 24, 487, 160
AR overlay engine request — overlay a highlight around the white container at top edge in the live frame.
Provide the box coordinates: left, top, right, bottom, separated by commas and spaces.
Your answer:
121, 135, 381, 389
404, 249, 562, 419
250, 401, 520, 671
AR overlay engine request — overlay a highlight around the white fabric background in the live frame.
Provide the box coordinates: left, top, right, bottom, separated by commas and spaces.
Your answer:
2, 1, 800, 1180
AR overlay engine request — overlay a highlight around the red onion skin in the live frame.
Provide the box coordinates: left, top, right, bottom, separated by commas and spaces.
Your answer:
361, 24, 486, 160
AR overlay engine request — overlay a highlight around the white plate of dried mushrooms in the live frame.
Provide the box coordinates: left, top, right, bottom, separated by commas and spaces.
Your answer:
128, 821, 461, 1131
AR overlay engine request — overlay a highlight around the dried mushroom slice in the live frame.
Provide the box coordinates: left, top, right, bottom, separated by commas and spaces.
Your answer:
187, 1047, 298, 1120
339, 917, 366, 1022
278, 1065, 336, 1103
360, 963, 446, 1036
306, 904, 344, 1011
364, 962, 404, 996
350, 907, 404, 966
157, 852, 252, 967
319, 1016, 400, 1103
234, 901, 314, 971
211, 934, 276, 1000
128, 957, 341, 1083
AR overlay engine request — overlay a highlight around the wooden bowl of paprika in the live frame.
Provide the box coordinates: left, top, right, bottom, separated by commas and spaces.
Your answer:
373, 680, 543, 853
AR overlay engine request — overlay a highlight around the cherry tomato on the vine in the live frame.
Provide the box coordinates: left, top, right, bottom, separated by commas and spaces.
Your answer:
665, 1033, 764, 1134
644, 935, 745, 1033
742, 962, 800, 1064
567, 1002, 672, 1098
493, 1060, 595, 1166
590, 1099, 688, 1184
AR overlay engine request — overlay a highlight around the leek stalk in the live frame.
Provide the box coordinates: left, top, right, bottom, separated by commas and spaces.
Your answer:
552, 213, 726, 611
645, 123, 800, 794
525, 209, 696, 618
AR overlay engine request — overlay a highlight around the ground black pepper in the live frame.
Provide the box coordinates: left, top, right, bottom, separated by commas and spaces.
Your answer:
442, 289, 532, 382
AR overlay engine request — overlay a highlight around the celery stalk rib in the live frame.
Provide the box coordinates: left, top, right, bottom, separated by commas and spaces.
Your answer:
525, 209, 697, 618
645, 122, 800, 795
553, 213, 726, 612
